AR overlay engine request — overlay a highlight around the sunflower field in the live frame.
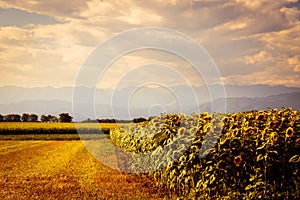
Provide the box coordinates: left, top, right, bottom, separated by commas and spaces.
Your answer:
110, 108, 300, 199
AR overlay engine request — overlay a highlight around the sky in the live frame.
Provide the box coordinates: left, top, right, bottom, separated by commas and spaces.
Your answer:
0, 0, 300, 89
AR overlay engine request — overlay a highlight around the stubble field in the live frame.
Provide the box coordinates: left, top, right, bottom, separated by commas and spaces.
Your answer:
0, 140, 168, 199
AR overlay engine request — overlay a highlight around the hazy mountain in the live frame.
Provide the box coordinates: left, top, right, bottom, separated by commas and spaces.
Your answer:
1, 84, 299, 104
0, 85, 299, 120
0, 100, 72, 116
0, 92, 299, 121
198, 92, 300, 113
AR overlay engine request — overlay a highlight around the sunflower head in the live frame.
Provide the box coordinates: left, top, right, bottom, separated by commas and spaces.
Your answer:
234, 155, 243, 167
178, 127, 187, 137
286, 127, 294, 138
232, 128, 239, 137
223, 117, 229, 123
175, 117, 181, 126
268, 121, 277, 129
189, 126, 199, 136
256, 112, 266, 121
244, 127, 258, 135
203, 124, 212, 135
179, 155, 187, 163
190, 145, 200, 154
244, 127, 253, 135
270, 132, 279, 145
154, 122, 161, 129
220, 134, 229, 145
232, 113, 239, 121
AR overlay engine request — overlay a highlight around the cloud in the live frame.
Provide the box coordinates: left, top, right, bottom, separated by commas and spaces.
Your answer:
288, 56, 300, 72
0, 8, 61, 27
0, 0, 299, 87
244, 51, 273, 65
0, 0, 88, 20
96, 49, 207, 89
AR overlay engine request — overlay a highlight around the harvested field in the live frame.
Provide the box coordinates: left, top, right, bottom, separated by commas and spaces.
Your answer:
0, 141, 168, 199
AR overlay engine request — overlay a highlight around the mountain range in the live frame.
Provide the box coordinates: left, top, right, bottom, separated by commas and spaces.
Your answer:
0, 84, 299, 121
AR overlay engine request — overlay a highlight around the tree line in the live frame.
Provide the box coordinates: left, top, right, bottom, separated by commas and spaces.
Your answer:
0, 113, 72, 123
0, 114, 151, 123
82, 117, 149, 123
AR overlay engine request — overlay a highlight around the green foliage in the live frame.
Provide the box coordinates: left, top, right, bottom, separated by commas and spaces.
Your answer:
110, 108, 300, 199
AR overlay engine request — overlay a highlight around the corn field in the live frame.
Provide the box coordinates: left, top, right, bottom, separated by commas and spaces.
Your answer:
110, 108, 300, 199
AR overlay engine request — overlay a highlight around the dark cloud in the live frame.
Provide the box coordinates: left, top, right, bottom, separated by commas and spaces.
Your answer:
286, 0, 300, 9
0, 8, 61, 27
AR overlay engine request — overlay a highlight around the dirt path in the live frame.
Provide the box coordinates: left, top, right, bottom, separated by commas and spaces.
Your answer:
0, 141, 167, 199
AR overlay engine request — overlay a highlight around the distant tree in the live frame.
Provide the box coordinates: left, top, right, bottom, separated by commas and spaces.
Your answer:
41, 114, 58, 122
21, 113, 30, 122
47, 115, 52, 120
86, 118, 92, 122
40, 115, 48, 122
50, 115, 58, 122
4, 114, 21, 122
97, 118, 116, 123
29, 114, 38, 122
59, 113, 72, 123
14, 114, 21, 122
0, 114, 3, 122
133, 117, 147, 123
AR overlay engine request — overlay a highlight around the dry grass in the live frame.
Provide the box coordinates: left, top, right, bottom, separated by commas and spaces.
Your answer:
0, 141, 169, 199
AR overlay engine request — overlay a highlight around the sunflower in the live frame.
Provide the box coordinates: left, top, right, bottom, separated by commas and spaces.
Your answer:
231, 128, 239, 137
189, 126, 199, 136
190, 145, 200, 154
268, 121, 277, 129
244, 127, 258, 135
223, 117, 229, 123
203, 124, 213, 135
179, 155, 187, 163
234, 155, 243, 167
270, 132, 279, 145
244, 127, 253, 135
220, 134, 229, 145
175, 117, 181, 126
256, 112, 266, 121
253, 127, 259, 135
232, 113, 239, 121
178, 127, 187, 137
261, 128, 269, 140
286, 127, 294, 138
